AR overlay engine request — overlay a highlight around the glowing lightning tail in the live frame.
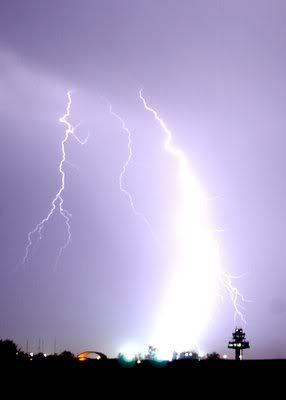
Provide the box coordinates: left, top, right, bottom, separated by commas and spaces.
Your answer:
139, 89, 246, 353
19, 91, 88, 269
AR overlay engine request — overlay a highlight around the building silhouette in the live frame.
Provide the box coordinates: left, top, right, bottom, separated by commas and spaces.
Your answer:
228, 328, 250, 360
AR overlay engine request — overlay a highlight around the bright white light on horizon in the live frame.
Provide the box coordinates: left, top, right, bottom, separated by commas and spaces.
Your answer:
198, 351, 205, 358
119, 344, 138, 361
156, 348, 173, 361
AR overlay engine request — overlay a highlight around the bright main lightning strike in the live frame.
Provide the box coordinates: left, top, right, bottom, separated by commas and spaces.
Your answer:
20, 91, 88, 268
108, 103, 153, 234
139, 89, 245, 355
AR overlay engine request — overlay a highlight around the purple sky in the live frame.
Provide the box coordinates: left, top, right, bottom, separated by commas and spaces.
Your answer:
1, 0, 286, 358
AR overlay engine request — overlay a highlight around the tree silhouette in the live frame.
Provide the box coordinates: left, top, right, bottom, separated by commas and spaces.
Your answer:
0, 339, 20, 360
206, 352, 221, 360
145, 346, 157, 360
59, 351, 75, 360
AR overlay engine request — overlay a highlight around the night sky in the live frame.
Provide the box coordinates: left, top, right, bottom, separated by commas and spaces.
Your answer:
1, 0, 286, 359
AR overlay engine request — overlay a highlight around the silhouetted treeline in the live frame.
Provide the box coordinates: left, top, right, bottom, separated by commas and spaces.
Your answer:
1, 338, 286, 375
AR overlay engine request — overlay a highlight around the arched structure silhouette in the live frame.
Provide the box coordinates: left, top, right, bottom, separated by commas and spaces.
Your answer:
77, 351, 107, 361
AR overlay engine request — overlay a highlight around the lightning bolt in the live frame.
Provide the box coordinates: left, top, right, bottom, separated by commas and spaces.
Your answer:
108, 103, 154, 236
139, 89, 246, 355
20, 91, 88, 269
